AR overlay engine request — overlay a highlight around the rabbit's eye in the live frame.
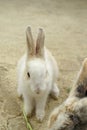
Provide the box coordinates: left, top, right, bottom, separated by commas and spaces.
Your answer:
27, 72, 30, 78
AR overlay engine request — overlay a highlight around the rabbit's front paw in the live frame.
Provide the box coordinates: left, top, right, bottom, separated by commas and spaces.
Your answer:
36, 110, 45, 122
17, 87, 23, 98
24, 105, 32, 117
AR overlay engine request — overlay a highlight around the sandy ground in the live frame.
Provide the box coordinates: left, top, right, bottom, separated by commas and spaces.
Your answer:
0, 0, 87, 130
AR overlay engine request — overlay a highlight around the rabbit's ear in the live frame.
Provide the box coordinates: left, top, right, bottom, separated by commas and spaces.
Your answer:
36, 28, 45, 57
26, 26, 35, 56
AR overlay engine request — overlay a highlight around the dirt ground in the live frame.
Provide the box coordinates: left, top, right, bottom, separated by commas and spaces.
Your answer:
0, 0, 87, 130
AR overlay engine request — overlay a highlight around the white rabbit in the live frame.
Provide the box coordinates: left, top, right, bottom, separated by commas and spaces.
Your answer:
17, 26, 59, 121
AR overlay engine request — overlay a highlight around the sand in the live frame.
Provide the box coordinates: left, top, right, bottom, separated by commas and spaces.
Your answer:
0, 0, 87, 130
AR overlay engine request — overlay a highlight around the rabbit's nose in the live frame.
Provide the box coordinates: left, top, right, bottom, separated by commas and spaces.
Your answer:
35, 88, 40, 94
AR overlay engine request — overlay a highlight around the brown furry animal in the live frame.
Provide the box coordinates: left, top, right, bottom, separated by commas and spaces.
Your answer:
48, 58, 87, 130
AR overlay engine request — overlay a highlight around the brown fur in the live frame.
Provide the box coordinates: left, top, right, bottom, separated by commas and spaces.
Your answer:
48, 113, 58, 128
69, 58, 87, 98
48, 106, 64, 128
48, 58, 87, 130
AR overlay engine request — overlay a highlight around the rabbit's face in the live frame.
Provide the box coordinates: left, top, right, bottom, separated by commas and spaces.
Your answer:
26, 58, 49, 95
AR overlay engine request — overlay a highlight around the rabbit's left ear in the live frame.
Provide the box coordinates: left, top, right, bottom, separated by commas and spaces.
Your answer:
26, 26, 35, 56
36, 28, 45, 57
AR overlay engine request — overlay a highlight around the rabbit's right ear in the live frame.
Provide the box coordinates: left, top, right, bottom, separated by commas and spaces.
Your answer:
36, 28, 45, 57
26, 26, 35, 56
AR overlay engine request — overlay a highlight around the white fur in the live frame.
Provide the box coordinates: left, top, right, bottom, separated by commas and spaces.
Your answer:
17, 27, 59, 121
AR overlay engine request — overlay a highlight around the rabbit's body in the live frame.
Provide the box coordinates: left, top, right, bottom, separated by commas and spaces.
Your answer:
18, 48, 59, 98
48, 58, 87, 130
17, 27, 59, 121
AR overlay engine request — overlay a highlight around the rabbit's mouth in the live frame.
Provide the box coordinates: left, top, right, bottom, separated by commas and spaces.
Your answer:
34, 88, 41, 95
35, 89, 40, 95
